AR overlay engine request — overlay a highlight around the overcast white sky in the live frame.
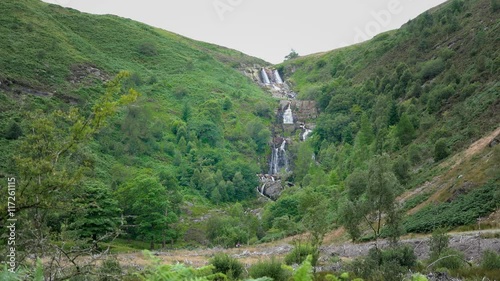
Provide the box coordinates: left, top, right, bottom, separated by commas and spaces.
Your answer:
42, 0, 448, 64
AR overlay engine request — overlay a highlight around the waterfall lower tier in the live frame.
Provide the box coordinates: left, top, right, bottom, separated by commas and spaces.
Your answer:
283, 104, 294, 124
269, 139, 289, 175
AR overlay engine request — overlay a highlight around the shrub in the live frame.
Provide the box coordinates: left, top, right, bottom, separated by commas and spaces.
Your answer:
209, 253, 244, 279
350, 246, 416, 281
429, 229, 450, 260
284, 243, 319, 266
481, 249, 500, 270
249, 257, 290, 281
383, 245, 417, 268
420, 59, 445, 80
4, 121, 23, 140
492, 0, 500, 12
98, 258, 122, 281
138, 42, 158, 56
434, 138, 449, 162
432, 248, 465, 270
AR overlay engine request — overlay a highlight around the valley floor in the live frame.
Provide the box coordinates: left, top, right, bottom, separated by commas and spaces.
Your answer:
115, 229, 500, 271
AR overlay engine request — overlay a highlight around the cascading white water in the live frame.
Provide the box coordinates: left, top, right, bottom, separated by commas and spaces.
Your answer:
269, 139, 289, 175
261, 68, 271, 84
301, 129, 312, 141
273, 69, 283, 84
280, 139, 289, 173
283, 104, 294, 124
269, 144, 279, 175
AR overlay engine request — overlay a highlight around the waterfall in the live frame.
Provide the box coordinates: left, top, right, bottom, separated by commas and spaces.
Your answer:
273, 69, 283, 84
269, 143, 279, 175
283, 104, 294, 124
301, 128, 312, 141
269, 139, 289, 175
261, 68, 271, 84
280, 139, 289, 173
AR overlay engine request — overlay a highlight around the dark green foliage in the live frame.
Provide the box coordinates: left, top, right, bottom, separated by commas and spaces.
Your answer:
350, 246, 417, 281
402, 192, 432, 211
206, 204, 260, 247
249, 257, 290, 281
481, 250, 500, 270
492, 0, 500, 12
209, 253, 244, 279
429, 229, 450, 260
420, 59, 445, 80
117, 175, 176, 248
284, 243, 319, 266
404, 181, 499, 233
396, 113, 416, 146
264, 196, 301, 229
68, 181, 121, 241
138, 42, 158, 56
392, 156, 410, 185
434, 138, 449, 161
285, 49, 299, 60
4, 121, 23, 140
431, 248, 465, 270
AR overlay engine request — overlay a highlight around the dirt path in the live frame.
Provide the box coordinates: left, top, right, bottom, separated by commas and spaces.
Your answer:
116, 229, 500, 270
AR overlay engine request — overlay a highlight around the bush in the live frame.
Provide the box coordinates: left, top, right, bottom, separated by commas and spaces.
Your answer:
420, 59, 445, 80
249, 257, 290, 281
481, 249, 500, 270
383, 245, 417, 268
432, 248, 465, 270
4, 121, 23, 140
284, 243, 319, 266
492, 0, 500, 12
429, 229, 450, 260
209, 253, 244, 279
350, 246, 416, 281
98, 258, 122, 281
434, 138, 449, 162
138, 42, 158, 56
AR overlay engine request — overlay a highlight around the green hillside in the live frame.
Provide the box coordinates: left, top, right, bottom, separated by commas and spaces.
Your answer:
269, 0, 499, 238
0, 0, 275, 257
1, 0, 500, 279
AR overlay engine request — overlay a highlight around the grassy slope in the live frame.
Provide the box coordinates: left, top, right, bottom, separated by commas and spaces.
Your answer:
276, 0, 499, 233
0, 0, 277, 245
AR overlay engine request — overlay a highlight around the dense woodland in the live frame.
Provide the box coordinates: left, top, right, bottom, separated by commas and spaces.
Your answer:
0, 0, 499, 280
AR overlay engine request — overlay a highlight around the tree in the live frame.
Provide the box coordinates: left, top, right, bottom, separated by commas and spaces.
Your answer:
285, 49, 299, 60
4, 120, 23, 140
117, 175, 169, 250
68, 181, 121, 248
396, 113, 415, 146
364, 154, 402, 243
4, 72, 138, 279
340, 154, 402, 243
10, 72, 138, 219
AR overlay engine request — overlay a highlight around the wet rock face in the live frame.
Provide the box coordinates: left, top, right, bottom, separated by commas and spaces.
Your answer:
257, 175, 288, 201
